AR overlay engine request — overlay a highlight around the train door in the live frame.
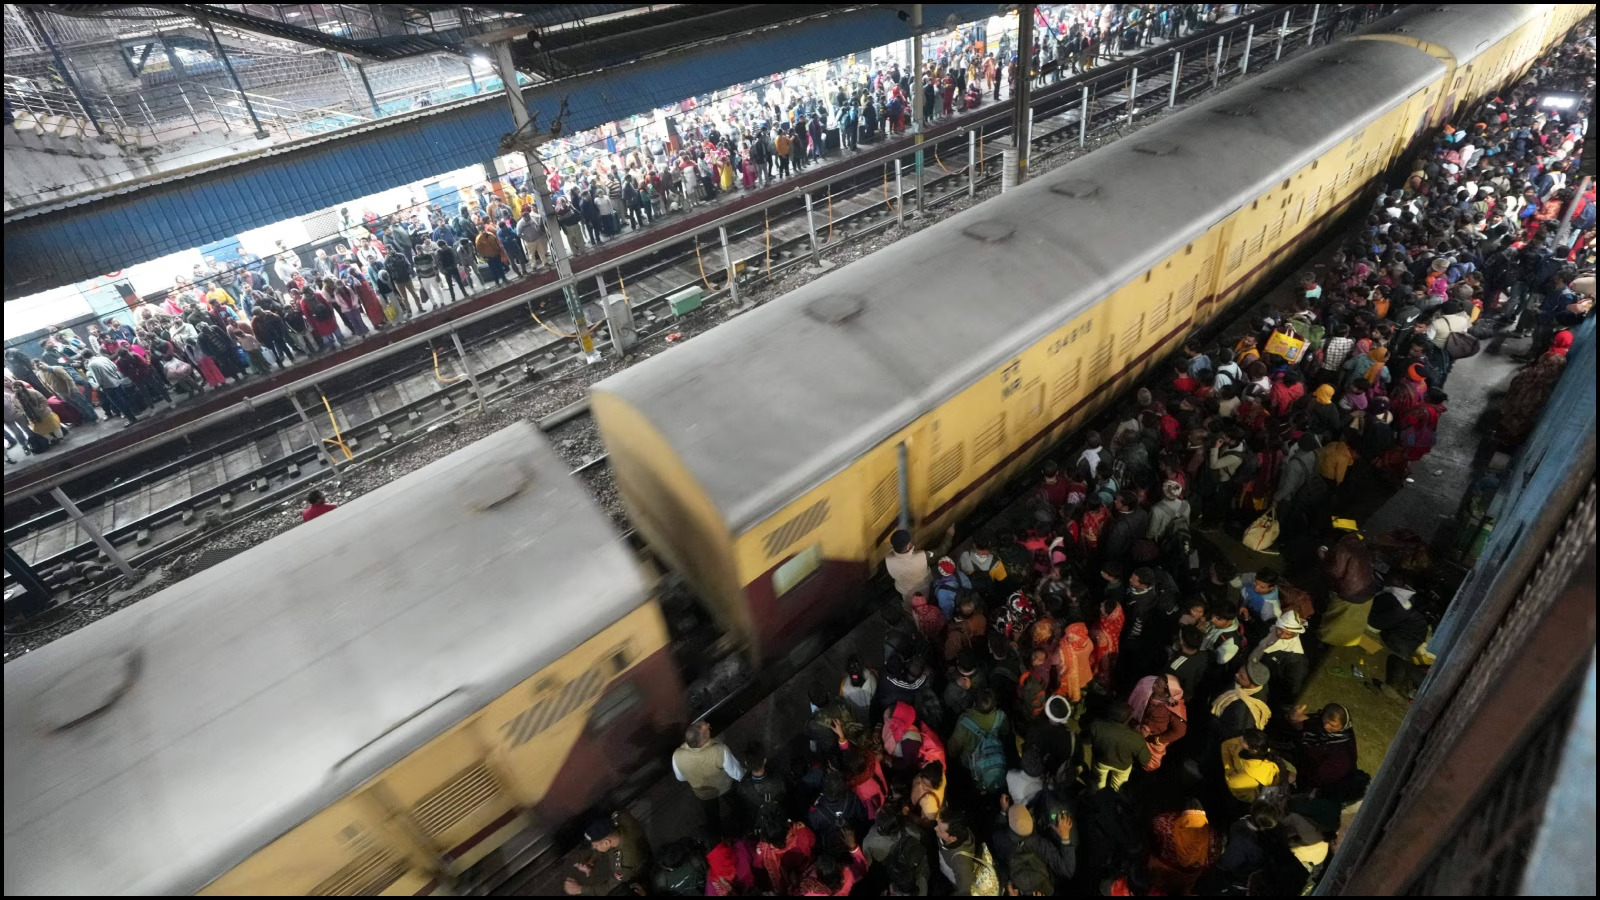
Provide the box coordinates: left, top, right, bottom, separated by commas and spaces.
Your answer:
860, 439, 908, 561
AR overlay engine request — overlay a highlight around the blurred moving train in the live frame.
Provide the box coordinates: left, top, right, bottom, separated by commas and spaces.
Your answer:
4, 3, 1591, 895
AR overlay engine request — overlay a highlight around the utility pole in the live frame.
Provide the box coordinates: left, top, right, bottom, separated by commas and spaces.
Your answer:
910, 4, 924, 217
488, 37, 598, 362
1014, 4, 1035, 186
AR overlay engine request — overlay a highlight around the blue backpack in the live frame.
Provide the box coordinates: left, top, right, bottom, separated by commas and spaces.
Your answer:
960, 712, 1009, 793
932, 565, 970, 619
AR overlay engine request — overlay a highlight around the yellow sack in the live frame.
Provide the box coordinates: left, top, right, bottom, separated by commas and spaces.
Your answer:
1264, 330, 1307, 364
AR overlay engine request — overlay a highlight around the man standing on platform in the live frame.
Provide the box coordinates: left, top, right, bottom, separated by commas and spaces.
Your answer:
672, 720, 745, 834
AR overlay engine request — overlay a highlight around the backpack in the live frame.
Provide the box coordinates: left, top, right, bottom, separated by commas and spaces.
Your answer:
1007, 847, 1055, 896
956, 845, 1001, 896
1295, 455, 1331, 504
932, 568, 970, 618
996, 543, 1032, 586
968, 555, 1008, 597
1222, 448, 1257, 484
1161, 514, 1193, 571
960, 713, 1010, 793
914, 690, 947, 737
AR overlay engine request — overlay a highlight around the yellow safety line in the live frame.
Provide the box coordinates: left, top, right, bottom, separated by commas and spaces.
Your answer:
432, 347, 465, 384
319, 392, 354, 461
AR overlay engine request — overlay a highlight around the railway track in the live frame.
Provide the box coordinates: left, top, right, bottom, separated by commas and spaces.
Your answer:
3, 6, 1371, 622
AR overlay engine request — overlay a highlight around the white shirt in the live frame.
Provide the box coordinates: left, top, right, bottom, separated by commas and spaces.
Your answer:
1078, 446, 1103, 479
1006, 769, 1044, 808
670, 742, 745, 783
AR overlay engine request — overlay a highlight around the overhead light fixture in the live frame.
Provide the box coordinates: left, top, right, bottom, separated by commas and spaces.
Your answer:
1539, 92, 1578, 110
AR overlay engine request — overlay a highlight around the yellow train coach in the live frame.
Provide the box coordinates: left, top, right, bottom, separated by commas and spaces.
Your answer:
591, 4, 1587, 664
4, 423, 684, 895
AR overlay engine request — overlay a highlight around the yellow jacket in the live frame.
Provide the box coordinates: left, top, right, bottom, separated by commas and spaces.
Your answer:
1316, 441, 1355, 485
1221, 736, 1282, 802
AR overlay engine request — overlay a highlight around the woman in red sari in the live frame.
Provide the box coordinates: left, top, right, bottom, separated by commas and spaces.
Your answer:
1390, 363, 1429, 418
1056, 621, 1094, 703
1089, 596, 1124, 691
1399, 388, 1449, 462
349, 270, 388, 330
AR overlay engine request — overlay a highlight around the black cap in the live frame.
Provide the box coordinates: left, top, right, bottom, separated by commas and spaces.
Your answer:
583, 813, 616, 843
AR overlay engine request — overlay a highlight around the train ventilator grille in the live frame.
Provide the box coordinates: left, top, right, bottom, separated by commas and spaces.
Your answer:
1121, 314, 1146, 356
928, 444, 966, 496
1267, 211, 1287, 247
974, 414, 1007, 461
1226, 242, 1246, 274
1052, 357, 1082, 407
1176, 279, 1196, 312
1150, 293, 1172, 331
502, 666, 606, 749
867, 472, 898, 525
1090, 340, 1114, 381
311, 848, 410, 896
1196, 257, 1216, 302
411, 763, 502, 841
763, 498, 831, 559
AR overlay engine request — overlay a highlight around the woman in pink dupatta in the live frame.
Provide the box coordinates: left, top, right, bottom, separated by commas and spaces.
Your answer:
1127, 673, 1187, 771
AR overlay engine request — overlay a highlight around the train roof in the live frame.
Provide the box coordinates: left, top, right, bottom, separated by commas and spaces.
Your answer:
592, 39, 1446, 534
3, 423, 645, 896
1355, 4, 1547, 67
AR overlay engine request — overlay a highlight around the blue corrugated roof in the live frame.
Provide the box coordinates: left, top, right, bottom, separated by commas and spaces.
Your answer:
3, 4, 994, 300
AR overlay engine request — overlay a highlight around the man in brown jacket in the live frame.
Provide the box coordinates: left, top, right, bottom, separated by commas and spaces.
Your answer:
1318, 531, 1378, 647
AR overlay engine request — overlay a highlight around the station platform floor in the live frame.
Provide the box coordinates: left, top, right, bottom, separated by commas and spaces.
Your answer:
4, 15, 1236, 495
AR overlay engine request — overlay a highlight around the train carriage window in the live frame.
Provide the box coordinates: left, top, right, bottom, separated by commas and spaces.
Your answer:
774, 544, 823, 597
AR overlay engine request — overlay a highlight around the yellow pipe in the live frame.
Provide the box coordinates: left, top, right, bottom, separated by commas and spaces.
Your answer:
319, 393, 354, 461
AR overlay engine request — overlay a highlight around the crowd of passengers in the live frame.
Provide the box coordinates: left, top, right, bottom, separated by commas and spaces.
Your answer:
548, 32, 1596, 898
